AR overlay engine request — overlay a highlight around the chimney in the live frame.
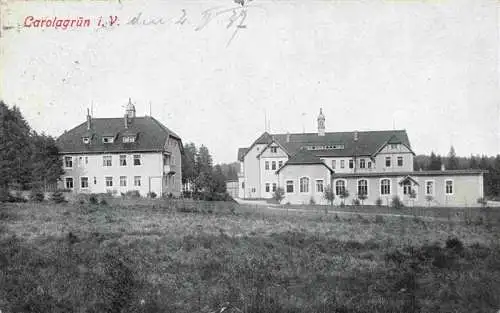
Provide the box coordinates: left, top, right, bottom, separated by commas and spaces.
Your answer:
86, 108, 92, 130
286, 132, 291, 142
124, 114, 128, 128
441, 164, 445, 171
354, 130, 359, 142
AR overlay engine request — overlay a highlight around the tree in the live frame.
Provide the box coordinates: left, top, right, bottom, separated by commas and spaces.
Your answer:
429, 152, 442, 170
30, 132, 64, 190
469, 155, 479, 169
181, 142, 197, 186
446, 146, 459, 170
211, 164, 227, 193
357, 190, 367, 205
339, 189, 349, 206
273, 187, 285, 204
323, 184, 335, 206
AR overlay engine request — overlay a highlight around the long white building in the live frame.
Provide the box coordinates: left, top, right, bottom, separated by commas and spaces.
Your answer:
237, 109, 484, 207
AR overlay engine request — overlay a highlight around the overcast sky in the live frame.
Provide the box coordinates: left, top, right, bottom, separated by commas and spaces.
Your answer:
1, 0, 499, 163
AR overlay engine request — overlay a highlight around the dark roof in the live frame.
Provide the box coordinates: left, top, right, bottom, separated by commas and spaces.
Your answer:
333, 169, 486, 178
57, 116, 182, 154
237, 148, 248, 162
240, 129, 412, 161
276, 149, 334, 174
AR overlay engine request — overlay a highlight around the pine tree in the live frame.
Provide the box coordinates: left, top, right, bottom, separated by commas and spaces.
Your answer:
429, 152, 442, 170
446, 146, 459, 170
469, 155, 479, 169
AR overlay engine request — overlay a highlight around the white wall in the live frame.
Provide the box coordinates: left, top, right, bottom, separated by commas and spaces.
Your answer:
277, 164, 332, 205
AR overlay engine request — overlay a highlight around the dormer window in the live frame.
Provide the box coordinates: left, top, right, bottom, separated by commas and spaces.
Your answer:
123, 136, 136, 143
270, 147, 278, 153
102, 136, 114, 144
82, 137, 90, 144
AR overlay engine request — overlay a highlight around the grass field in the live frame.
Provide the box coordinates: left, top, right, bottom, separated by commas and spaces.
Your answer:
1, 199, 500, 313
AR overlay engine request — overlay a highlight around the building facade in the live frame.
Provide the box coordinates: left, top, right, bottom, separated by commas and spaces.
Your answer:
57, 99, 183, 197
237, 109, 484, 206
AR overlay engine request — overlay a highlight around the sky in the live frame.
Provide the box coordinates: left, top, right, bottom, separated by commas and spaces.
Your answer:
0, 0, 499, 163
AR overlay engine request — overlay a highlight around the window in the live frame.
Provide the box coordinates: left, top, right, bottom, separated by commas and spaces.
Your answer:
265, 183, 270, 193
286, 180, 294, 193
105, 177, 113, 187
359, 159, 366, 169
172, 155, 176, 165
316, 180, 324, 193
397, 156, 403, 167
271, 147, 277, 153
332, 160, 336, 169
300, 177, 309, 193
85, 156, 88, 165
133, 155, 141, 166
64, 156, 73, 168
65, 177, 74, 189
445, 180, 453, 195
265, 161, 269, 170
119, 155, 127, 166
385, 157, 391, 167
272, 183, 277, 192
391, 144, 398, 149
120, 176, 127, 187
103, 156, 112, 167
93, 177, 97, 185
335, 180, 346, 195
271, 161, 276, 170
278, 161, 283, 168
80, 177, 89, 189
102, 136, 114, 144
82, 137, 90, 144
425, 181, 434, 195
368, 161, 372, 169
403, 181, 412, 195
349, 159, 354, 169
358, 179, 368, 196
340, 160, 345, 168
134, 176, 141, 187
122, 136, 135, 143
380, 179, 391, 195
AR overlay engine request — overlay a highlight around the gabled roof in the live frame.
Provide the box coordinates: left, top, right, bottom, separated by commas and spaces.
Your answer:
276, 149, 334, 174
399, 175, 420, 186
256, 139, 291, 158
240, 129, 412, 161
57, 116, 182, 154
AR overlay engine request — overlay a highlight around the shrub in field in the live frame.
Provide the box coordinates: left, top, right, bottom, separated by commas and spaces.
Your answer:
425, 195, 434, 206
375, 197, 383, 207
50, 191, 66, 203
89, 194, 99, 205
392, 195, 404, 209
309, 197, 316, 205
100, 198, 108, 206
323, 184, 335, 206
352, 198, 360, 206
445, 237, 464, 252
273, 187, 285, 204
124, 190, 141, 199
147, 191, 157, 199
357, 191, 367, 205
30, 189, 44, 202
339, 189, 349, 206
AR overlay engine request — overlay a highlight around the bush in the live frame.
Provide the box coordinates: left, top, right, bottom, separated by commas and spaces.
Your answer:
89, 194, 99, 204
124, 190, 141, 199
50, 191, 66, 203
375, 198, 383, 207
274, 187, 285, 204
100, 198, 108, 206
30, 189, 44, 202
309, 197, 316, 205
445, 237, 464, 252
391, 195, 403, 209
147, 191, 157, 199
352, 199, 360, 206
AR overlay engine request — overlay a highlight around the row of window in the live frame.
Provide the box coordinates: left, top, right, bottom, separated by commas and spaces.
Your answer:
265, 160, 284, 171
330, 156, 404, 170
64, 154, 143, 168
285, 178, 324, 193
65, 176, 143, 189
333, 179, 454, 196
83, 135, 136, 144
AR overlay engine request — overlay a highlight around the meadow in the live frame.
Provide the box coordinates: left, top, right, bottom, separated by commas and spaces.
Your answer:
1, 198, 499, 313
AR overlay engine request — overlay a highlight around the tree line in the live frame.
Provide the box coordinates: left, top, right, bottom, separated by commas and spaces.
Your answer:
181, 142, 239, 199
414, 146, 500, 199
0, 101, 64, 195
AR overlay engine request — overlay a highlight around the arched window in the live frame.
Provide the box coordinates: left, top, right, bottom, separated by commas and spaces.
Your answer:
300, 177, 309, 193
358, 179, 368, 196
380, 179, 391, 195
335, 180, 346, 195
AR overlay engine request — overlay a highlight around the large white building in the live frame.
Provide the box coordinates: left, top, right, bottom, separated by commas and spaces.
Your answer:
237, 110, 484, 207
57, 99, 183, 197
